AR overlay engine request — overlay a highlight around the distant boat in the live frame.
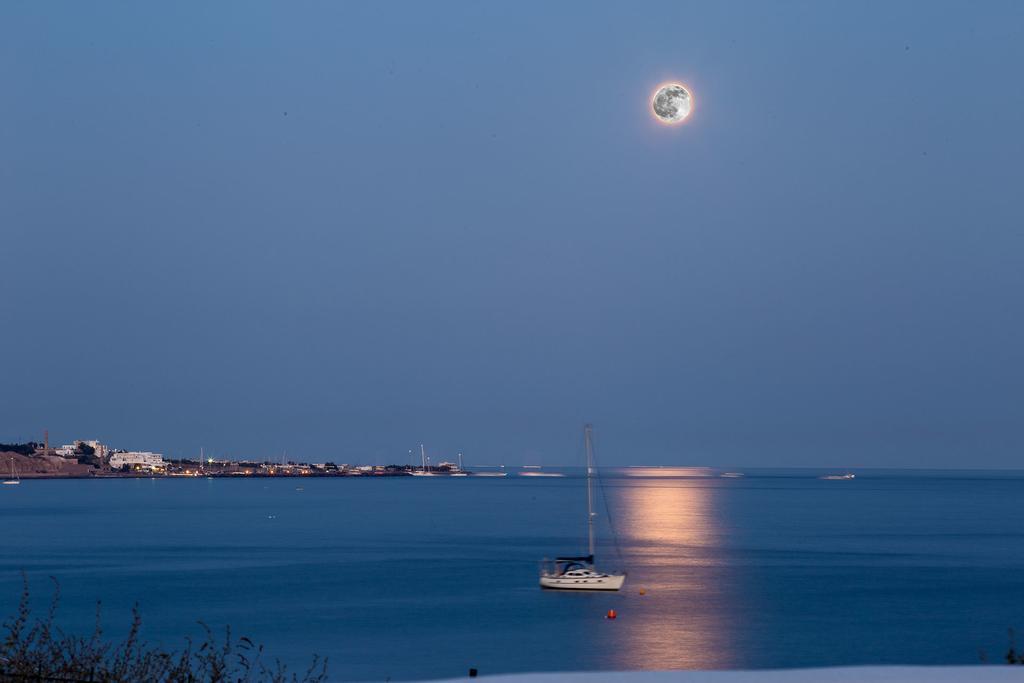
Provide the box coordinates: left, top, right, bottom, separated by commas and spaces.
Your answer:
437, 452, 469, 476
519, 471, 565, 477
471, 463, 507, 477
720, 472, 745, 478
539, 424, 625, 591
410, 444, 439, 476
3, 457, 20, 485
820, 473, 856, 480
449, 454, 469, 476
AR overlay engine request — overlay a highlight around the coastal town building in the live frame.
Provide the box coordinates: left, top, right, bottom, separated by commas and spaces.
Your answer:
81, 440, 109, 458
55, 440, 109, 458
109, 451, 166, 470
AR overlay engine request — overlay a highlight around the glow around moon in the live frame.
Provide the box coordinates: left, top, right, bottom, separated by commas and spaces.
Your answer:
652, 83, 693, 124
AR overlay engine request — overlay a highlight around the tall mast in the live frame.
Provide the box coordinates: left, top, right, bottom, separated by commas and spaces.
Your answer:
420, 444, 427, 472
585, 423, 595, 559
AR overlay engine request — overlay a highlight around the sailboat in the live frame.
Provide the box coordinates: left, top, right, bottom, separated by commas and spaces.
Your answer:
4, 457, 20, 485
409, 444, 438, 476
539, 424, 625, 591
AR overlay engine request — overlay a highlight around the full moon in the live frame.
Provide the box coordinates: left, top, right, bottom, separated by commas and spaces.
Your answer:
652, 83, 693, 124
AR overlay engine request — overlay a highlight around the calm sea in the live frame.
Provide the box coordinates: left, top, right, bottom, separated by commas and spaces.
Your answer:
2, 469, 1023, 680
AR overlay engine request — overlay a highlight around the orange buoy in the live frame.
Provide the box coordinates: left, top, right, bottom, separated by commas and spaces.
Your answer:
606, 609, 617, 620
639, 588, 646, 595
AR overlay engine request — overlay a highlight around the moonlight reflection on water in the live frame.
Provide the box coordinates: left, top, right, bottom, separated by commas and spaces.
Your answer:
600, 474, 733, 670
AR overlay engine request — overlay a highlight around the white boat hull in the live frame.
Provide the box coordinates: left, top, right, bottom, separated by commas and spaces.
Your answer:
539, 573, 626, 591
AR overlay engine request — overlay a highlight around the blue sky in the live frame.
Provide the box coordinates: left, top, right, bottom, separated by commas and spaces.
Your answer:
2, 1, 1022, 467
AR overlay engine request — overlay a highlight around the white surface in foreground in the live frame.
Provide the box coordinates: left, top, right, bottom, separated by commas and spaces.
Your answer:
440, 667, 1024, 682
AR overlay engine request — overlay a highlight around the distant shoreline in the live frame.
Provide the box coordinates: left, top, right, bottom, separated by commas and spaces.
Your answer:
6, 470, 418, 480
0, 450, 469, 480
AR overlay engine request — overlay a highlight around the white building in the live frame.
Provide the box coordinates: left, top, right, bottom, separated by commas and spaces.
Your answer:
83, 440, 108, 458
67, 440, 109, 458
109, 451, 166, 470
57, 440, 109, 458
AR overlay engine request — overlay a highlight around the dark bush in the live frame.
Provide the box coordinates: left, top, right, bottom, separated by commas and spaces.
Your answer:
1008, 628, 1023, 665
1, 576, 327, 682
0, 443, 37, 457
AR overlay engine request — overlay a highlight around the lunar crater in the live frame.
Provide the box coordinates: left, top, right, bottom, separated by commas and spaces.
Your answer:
652, 83, 692, 124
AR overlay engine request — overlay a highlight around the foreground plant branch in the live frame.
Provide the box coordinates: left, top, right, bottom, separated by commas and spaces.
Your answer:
1, 576, 327, 682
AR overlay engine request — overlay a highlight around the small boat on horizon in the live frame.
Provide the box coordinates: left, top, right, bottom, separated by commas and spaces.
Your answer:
4, 457, 20, 485
444, 452, 469, 476
820, 473, 856, 480
413, 450, 473, 476
410, 444, 439, 476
